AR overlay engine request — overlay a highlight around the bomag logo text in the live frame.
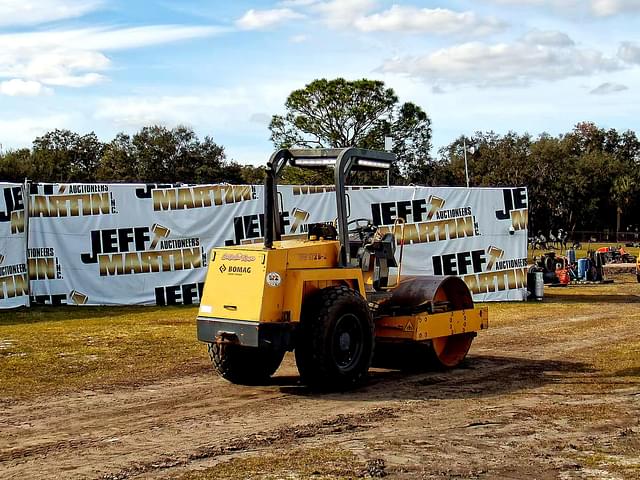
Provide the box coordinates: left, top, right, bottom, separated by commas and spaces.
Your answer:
152, 185, 256, 211
80, 226, 203, 276
229, 265, 251, 273
0, 186, 26, 234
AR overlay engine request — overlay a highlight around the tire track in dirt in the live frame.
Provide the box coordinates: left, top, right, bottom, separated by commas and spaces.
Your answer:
101, 408, 397, 480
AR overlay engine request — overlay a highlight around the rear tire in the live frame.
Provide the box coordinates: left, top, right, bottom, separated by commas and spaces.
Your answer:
207, 343, 284, 385
295, 286, 374, 389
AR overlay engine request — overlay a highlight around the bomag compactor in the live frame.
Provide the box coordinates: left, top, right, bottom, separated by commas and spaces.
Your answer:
197, 148, 488, 388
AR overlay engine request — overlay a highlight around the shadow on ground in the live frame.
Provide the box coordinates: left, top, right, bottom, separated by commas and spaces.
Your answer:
543, 293, 640, 304
272, 354, 593, 401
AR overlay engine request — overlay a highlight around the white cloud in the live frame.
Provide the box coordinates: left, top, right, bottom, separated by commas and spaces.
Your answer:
312, 0, 378, 28
618, 42, 640, 64
0, 26, 223, 52
0, 0, 102, 27
486, 0, 640, 17
521, 30, 574, 47
590, 82, 628, 94
249, 113, 272, 125
0, 114, 72, 145
236, 9, 305, 30
380, 31, 623, 88
290, 34, 308, 43
278, 0, 318, 6
44, 73, 107, 88
0, 26, 221, 89
95, 91, 252, 128
276, 2, 505, 37
591, 0, 640, 16
354, 6, 506, 36
0, 79, 52, 96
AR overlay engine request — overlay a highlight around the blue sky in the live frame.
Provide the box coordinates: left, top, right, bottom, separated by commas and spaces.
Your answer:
0, 0, 638, 164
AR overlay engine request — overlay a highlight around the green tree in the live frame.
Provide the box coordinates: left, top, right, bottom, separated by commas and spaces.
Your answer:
96, 133, 137, 182
239, 165, 266, 184
130, 125, 228, 183
269, 78, 432, 184
31, 129, 104, 182
193, 135, 229, 183
0, 148, 32, 182
611, 175, 637, 236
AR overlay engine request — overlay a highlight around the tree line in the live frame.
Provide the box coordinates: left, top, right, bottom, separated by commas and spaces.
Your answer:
0, 125, 264, 185
430, 123, 640, 236
1, 78, 638, 235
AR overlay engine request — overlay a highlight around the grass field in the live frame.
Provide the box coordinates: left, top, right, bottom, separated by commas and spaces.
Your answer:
1, 275, 639, 402
0, 305, 206, 400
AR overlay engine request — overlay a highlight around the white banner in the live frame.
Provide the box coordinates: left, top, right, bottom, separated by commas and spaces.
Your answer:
0, 182, 29, 308
275, 185, 529, 302
19, 182, 528, 307
27, 183, 259, 306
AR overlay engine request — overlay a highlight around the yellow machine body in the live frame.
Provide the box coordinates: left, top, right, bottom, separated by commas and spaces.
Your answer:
198, 239, 364, 324
376, 307, 488, 341
197, 239, 488, 347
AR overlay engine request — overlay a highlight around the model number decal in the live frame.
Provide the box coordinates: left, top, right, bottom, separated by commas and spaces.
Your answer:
266, 272, 281, 287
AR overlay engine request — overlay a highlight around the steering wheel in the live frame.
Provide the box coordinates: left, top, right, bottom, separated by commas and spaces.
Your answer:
347, 218, 376, 242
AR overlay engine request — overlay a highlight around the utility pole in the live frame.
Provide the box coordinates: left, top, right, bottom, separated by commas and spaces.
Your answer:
463, 137, 470, 188
384, 136, 392, 187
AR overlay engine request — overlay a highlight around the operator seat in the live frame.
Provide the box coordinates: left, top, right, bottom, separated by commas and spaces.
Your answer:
360, 233, 397, 291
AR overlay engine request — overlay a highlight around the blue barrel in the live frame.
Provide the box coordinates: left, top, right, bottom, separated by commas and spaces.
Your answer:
567, 249, 576, 264
577, 258, 588, 279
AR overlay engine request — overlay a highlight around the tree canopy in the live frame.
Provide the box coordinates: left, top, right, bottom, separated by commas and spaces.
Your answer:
0, 126, 257, 185
433, 123, 640, 235
269, 78, 432, 182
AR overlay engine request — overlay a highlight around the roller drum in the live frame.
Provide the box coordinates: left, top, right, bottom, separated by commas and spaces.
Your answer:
378, 275, 474, 314
376, 275, 476, 369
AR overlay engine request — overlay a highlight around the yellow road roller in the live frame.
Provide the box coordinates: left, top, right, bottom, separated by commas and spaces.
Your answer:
197, 148, 488, 388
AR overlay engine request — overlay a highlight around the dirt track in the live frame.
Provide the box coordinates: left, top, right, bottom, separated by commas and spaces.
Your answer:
2, 283, 640, 479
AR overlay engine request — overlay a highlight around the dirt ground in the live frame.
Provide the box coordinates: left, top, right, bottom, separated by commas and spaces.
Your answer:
2, 280, 640, 479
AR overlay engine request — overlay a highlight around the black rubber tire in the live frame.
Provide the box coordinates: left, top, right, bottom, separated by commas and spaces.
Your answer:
207, 343, 284, 385
543, 256, 555, 272
295, 285, 374, 389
